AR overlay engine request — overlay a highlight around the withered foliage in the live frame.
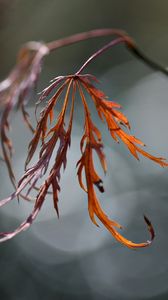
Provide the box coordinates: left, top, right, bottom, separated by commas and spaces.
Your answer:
0, 73, 167, 247
0, 42, 49, 187
0, 29, 168, 248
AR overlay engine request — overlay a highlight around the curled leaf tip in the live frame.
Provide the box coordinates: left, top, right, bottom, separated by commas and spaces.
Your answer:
144, 215, 155, 241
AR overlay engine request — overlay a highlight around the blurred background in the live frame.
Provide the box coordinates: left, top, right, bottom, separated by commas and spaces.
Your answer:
0, 1, 168, 299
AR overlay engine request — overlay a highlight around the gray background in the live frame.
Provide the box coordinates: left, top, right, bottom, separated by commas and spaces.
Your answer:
0, 1, 168, 299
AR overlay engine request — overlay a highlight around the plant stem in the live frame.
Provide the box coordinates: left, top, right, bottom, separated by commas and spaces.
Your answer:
76, 37, 125, 75
46, 28, 168, 76
46, 28, 133, 51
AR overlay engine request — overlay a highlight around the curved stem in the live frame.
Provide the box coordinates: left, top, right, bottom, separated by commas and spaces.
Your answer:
45, 28, 168, 76
46, 28, 133, 51
76, 37, 125, 75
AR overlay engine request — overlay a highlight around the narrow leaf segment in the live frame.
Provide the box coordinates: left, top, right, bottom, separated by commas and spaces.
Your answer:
0, 73, 167, 247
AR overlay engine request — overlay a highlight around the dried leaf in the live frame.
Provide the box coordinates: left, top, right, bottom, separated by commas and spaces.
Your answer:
0, 74, 167, 247
0, 42, 49, 187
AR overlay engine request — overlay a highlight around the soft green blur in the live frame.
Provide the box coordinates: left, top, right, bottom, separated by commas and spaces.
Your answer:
0, 1, 168, 300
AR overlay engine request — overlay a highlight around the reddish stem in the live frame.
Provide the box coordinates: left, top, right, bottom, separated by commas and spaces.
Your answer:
46, 28, 168, 76
76, 37, 125, 75
46, 28, 134, 51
